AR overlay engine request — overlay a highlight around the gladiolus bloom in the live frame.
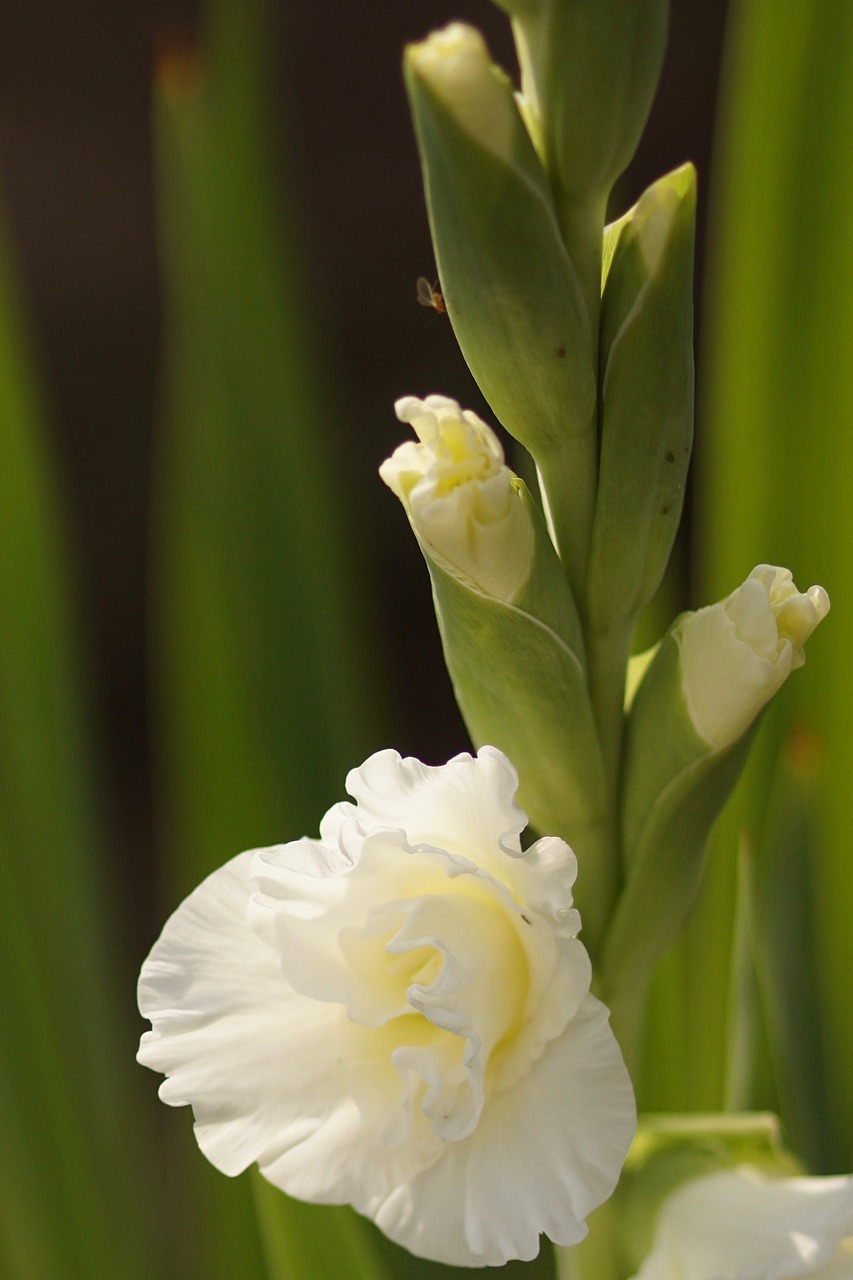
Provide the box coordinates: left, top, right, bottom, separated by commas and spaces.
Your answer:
138, 747, 634, 1267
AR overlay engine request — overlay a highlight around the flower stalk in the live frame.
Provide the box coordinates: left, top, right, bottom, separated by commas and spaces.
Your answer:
137, 2, 837, 1274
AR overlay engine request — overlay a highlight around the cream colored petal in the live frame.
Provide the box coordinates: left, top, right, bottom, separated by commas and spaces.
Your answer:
635, 1167, 853, 1280
337, 745, 528, 870
371, 993, 635, 1267
137, 852, 437, 1196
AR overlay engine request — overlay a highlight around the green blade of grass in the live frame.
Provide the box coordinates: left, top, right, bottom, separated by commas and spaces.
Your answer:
151, 0, 387, 1274
687, 0, 853, 1164
740, 730, 841, 1170
0, 218, 155, 1275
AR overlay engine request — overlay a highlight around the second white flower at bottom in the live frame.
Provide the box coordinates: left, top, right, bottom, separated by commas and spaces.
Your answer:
137, 746, 635, 1267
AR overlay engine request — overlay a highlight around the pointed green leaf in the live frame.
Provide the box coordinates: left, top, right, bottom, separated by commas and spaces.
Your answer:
743, 729, 843, 1171
151, 0, 384, 1273
689, 0, 853, 1158
0, 216, 155, 1276
588, 165, 695, 633
404, 24, 598, 592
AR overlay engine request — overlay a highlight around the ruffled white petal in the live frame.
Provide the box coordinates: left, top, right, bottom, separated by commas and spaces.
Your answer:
138, 852, 343, 1175
138, 746, 635, 1267
137, 852, 442, 1197
372, 993, 635, 1267
329, 746, 531, 874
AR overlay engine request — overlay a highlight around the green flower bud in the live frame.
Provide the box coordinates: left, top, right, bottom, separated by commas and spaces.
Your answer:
494, 0, 670, 209
381, 395, 606, 861
587, 165, 696, 634
602, 566, 829, 1013
404, 23, 597, 589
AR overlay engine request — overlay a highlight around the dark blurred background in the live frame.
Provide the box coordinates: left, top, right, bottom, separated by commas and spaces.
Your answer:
0, 0, 727, 950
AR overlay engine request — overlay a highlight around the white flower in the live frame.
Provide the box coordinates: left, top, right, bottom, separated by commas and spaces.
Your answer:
678, 565, 830, 751
633, 1165, 853, 1280
380, 395, 535, 602
138, 746, 635, 1268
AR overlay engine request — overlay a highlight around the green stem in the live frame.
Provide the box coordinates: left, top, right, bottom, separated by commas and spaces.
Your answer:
535, 192, 606, 608
566, 625, 632, 979
587, 619, 633, 807
558, 191, 606, 350
554, 1198, 622, 1280
536, 420, 598, 606
601, 965, 648, 1081
571, 818, 618, 966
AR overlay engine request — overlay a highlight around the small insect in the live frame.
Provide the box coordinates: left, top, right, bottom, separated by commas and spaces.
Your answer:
416, 276, 446, 315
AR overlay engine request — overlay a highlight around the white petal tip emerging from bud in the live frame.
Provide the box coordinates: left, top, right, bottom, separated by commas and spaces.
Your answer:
407, 21, 488, 71
381, 395, 534, 603
405, 24, 515, 163
678, 565, 830, 751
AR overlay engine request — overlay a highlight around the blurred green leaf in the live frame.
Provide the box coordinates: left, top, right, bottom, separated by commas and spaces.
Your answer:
740, 729, 842, 1171
151, 0, 386, 1275
645, 0, 853, 1163
722, 838, 776, 1116
154, 0, 379, 894
0, 218, 155, 1275
252, 1175, 389, 1280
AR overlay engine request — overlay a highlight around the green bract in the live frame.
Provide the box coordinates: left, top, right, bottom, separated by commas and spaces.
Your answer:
603, 564, 828, 1035
493, 0, 669, 205
494, 0, 670, 320
588, 165, 696, 635
427, 513, 611, 943
404, 23, 598, 594
603, 626, 757, 1018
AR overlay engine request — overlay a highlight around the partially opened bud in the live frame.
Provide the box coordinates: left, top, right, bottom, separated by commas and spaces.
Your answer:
403, 24, 594, 462
405, 23, 517, 167
631, 1165, 853, 1280
404, 24, 598, 590
381, 395, 534, 603
381, 396, 609, 932
610, 1114, 808, 1278
602, 567, 829, 1014
679, 566, 830, 752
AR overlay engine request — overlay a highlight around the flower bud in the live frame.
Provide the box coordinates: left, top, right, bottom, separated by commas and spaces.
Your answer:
602, 567, 828, 1009
495, 0, 670, 210
679, 566, 830, 752
630, 1165, 853, 1280
403, 24, 598, 587
587, 165, 696, 634
381, 396, 607, 890
611, 1114, 804, 1278
381, 394, 534, 603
